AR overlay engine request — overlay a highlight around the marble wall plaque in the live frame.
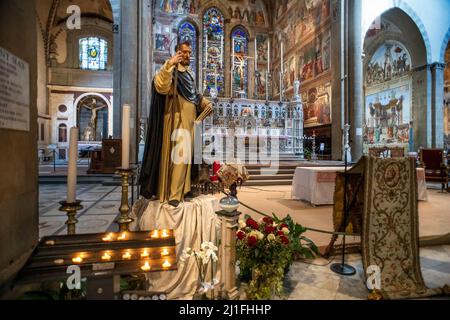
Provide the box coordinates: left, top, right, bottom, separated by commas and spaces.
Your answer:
0, 46, 29, 131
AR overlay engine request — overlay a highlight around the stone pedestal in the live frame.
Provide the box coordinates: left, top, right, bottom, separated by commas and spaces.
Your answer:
215, 210, 241, 300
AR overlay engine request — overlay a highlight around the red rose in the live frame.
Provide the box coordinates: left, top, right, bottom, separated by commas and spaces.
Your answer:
277, 230, 284, 236
246, 218, 259, 230
236, 230, 246, 240
264, 225, 276, 234
262, 217, 273, 225
279, 223, 288, 229
247, 235, 258, 247
280, 235, 289, 245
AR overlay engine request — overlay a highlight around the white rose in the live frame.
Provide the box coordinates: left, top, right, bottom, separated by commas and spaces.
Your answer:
272, 222, 279, 228
267, 233, 276, 241
256, 231, 264, 240
282, 227, 290, 234
238, 220, 247, 229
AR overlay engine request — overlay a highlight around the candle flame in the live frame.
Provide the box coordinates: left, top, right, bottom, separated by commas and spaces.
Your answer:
162, 260, 171, 268
150, 230, 159, 238
141, 261, 151, 271
102, 233, 114, 241
117, 232, 127, 241
72, 256, 83, 263
122, 251, 132, 260
161, 248, 169, 256
161, 229, 169, 238
141, 249, 149, 258
102, 252, 112, 261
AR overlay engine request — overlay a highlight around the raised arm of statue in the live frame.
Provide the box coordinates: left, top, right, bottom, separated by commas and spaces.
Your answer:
154, 60, 175, 95
154, 52, 183, 95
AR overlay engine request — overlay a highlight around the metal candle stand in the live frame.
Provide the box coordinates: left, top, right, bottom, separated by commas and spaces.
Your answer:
59, 200, 83, 235
330, 124, 356, 276
116, 167, 135, 232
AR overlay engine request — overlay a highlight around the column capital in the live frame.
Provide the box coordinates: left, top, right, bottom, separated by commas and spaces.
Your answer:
430, 62, 446, 71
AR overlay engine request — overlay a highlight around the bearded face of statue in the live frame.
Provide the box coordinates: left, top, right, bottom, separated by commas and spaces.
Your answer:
179, 43, 191, 66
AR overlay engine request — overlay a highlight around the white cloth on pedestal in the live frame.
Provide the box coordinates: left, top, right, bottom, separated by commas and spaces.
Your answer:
129, 195, 221, 299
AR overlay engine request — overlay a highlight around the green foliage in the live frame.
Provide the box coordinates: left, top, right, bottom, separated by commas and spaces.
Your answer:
236, 214, 318, 300
303, 147, 312, 160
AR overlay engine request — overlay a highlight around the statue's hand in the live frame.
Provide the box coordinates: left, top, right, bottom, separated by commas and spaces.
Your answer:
168, 51, 183, 66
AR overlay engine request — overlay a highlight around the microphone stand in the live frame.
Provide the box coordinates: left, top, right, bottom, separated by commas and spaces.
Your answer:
330, 124, 356, 276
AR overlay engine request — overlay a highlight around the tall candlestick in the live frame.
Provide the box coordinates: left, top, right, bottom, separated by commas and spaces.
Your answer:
254, 38, 258, 72
281, 42, 284, 74
67, 127, 78, 203
121, 104, 130, 169
231, 37, 235, 97
267, 39, 270, 74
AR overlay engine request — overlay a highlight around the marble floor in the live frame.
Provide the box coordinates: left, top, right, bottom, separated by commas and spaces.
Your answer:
38, 183, 450, 300
279, 245, 450, 300
38, 184, 128, 238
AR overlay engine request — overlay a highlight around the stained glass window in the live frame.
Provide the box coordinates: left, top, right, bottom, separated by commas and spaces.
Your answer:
203, 8, 225, 97
178, 21, 197, 80
79, 37, 108, 70
231, 26, 249, 98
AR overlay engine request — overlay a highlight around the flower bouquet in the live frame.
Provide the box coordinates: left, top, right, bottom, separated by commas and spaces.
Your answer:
180, 241, 219, 299
236, 214, 318, 300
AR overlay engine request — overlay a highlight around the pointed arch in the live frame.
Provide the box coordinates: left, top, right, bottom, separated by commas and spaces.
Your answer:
231, 25, 250, 98
363, 0, 432, 64
177, 19, 199, 80
440, 26, 450, 64
202, 7, 225, 97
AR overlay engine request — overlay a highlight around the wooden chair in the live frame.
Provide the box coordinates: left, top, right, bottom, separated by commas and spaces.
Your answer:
418, 148, 449, 192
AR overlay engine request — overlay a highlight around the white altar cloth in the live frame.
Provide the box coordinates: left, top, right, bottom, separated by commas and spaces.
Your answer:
129, 195, 221, 299
291, 166, 428, 205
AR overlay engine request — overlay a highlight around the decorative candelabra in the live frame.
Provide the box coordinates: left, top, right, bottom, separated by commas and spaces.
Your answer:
311, 131, 318, 161
116, 167, 135, 232
279, 71, 285, 102
292, 79, 304, 159
59, 200, 83, 235
265, 72, 272, 102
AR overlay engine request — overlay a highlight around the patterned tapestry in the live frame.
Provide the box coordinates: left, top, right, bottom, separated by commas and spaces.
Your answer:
362, 157, 444, 299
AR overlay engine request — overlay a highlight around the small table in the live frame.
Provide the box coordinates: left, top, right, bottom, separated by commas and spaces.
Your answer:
292, 166, 428, 206
291, 167, 347, 206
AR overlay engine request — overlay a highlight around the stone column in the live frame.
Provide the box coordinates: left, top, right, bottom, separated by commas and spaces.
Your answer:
330, 0, 344, 160
430, 62, 445, 148
411, 66, 430, 151
348, 0, 363, 161
113, 0, 152, 164
216, 210, 241, 300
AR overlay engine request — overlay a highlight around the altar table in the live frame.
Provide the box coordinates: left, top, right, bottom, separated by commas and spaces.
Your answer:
292, 166, 428, 205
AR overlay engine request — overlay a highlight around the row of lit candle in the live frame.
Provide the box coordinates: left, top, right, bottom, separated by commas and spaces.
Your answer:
71, 248, 172, 263
140, 260, 172, 271
101, 230, 171, 242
